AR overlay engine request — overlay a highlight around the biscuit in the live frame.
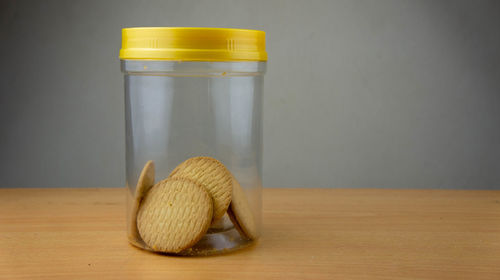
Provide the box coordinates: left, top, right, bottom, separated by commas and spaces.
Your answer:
227, 177, 258, 240
137, 178, 213, 253
129, 160, 155, 244
168, 157, 232, 220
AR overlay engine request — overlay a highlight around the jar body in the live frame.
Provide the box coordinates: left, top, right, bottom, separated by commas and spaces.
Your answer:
122, 60, 265, 255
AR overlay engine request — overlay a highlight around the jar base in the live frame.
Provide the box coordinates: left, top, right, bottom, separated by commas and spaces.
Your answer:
129, 227, 256, 256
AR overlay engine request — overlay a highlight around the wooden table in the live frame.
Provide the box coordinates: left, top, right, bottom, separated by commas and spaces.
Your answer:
1, 188, 499, 279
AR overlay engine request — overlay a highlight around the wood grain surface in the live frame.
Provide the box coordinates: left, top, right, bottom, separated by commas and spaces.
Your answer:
1, 188, 499, 279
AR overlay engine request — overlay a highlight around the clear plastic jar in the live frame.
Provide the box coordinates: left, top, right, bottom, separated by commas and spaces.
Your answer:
120, 28, 267, 255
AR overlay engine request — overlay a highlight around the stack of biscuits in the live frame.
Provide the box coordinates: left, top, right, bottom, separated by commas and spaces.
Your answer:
128, 157, 257, 253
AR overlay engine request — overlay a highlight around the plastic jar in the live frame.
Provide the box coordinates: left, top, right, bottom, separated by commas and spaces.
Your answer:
120, 27, 267, 255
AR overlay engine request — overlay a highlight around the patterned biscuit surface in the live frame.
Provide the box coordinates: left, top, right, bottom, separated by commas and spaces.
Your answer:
137, 178, 213, 253
228, 177, 258, 240
168, 157, 232, 220
129, 160, 155, 244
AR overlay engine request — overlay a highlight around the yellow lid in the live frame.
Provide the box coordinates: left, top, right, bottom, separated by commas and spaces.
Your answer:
120, 27, 267, 61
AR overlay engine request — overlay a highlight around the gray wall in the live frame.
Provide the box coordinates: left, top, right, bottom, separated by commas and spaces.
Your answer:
1, 0, 499, 189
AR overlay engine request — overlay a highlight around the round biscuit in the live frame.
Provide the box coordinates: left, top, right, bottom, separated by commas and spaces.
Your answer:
228, 177, 258, 240
137, 178, 213, 253
129, 160, 155, 244
168, 157, 232, 220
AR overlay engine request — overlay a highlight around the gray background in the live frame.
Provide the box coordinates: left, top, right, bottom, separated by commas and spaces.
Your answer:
1, 0, 499, 189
